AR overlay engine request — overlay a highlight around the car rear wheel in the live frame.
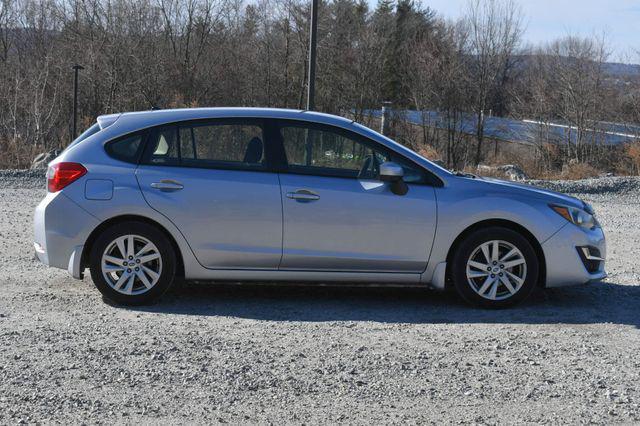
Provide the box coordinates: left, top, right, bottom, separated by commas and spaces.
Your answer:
451, 226, 539, 308
89, 221, 176, 305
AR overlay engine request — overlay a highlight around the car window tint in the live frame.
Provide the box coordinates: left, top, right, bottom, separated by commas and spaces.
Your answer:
181, 123, 265, 168
282, 126, 378, 178
179, 127, 195, 160
280, 124, 426, 182
105, 134, 142, 163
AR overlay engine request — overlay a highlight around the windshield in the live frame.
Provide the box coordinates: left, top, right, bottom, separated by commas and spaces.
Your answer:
65, 123, 101, 151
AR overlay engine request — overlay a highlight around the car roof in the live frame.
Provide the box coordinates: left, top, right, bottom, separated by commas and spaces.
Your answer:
98, 107, 355, 133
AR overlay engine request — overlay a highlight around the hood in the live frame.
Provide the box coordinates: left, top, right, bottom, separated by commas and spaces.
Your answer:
472, 177, 585, 209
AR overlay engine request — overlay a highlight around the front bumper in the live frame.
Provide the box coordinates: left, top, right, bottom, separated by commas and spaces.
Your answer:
542, 223, 606, 287
34, 191, 99, 279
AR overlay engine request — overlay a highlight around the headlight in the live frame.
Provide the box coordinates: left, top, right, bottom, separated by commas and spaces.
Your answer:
550, 204, 599, 230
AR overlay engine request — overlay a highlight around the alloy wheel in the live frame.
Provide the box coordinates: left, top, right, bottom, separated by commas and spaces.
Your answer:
465, 240, 527, 301
101, 234, 162, 295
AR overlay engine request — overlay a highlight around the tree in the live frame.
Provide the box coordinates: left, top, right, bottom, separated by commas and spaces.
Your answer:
464, 0, 523, 165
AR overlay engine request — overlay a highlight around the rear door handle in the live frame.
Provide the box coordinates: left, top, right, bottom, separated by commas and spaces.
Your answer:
151, 179, 184, 192
286, 189, 320, 202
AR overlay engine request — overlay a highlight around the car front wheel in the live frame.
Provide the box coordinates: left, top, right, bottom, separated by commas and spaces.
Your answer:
451, 226, 539, 308
89, 221, 176, 305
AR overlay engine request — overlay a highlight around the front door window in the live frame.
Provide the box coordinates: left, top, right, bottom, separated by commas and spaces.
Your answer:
279, 123, 427, 183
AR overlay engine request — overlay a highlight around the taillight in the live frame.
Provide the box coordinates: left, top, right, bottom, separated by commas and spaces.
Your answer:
47, 162, 87, 192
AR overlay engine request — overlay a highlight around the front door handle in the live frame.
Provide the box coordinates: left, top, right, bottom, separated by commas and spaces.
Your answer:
286, 189, 320, 202
151, 179, 184, 192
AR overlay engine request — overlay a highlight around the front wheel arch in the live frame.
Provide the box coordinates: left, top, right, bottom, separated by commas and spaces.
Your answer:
444, 219, 546, 289
81, 215, 185, 278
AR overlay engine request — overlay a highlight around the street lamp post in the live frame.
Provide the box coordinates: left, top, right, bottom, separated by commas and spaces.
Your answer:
306, 0, 318, 111
72, 64, 84, 141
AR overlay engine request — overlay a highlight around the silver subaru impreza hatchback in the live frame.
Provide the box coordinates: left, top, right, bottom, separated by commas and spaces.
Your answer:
34, 108, 606, 308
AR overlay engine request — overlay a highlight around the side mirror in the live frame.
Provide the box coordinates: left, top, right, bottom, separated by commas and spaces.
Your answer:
379, 162, 408, 196
379, 162, 404, 181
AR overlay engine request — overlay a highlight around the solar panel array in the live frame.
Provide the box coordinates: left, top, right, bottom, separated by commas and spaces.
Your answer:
365, 110, 640, 146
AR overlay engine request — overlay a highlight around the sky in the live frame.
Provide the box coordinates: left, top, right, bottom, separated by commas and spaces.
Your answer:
413, 0, 640, 64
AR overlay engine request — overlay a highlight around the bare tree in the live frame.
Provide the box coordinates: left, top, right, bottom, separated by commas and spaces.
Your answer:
547, 36, 609, 162
404, 17, 472, 167
0, 0, 17, 62
464, 0, 523, 165
515, 36, 610, 167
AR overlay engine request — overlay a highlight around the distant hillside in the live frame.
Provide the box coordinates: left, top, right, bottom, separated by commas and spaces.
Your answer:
515, 55, 640, 78
601, 62, 640, 77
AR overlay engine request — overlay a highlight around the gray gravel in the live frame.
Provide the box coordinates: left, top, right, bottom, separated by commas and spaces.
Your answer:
0, 169, 46, 189
0, 170, 639, 424
529, 175, 640, 196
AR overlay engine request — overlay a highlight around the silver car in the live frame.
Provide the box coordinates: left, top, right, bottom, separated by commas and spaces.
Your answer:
34, 108, 606, 308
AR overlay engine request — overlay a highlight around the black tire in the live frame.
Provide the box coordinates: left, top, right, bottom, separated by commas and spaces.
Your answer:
451, 226, 539, 308
89, 221, 176, 306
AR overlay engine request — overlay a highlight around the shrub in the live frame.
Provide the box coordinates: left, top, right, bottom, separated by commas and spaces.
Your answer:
625, 142, 640, 175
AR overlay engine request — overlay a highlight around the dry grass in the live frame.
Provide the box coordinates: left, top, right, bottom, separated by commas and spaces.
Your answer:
0, 140, 42, 169
625, 142, 640, 175
558, 162, 601, 180
416, 144, 441, 161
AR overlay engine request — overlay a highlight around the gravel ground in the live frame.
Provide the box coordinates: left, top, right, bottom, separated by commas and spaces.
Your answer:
0, 170, 639, 424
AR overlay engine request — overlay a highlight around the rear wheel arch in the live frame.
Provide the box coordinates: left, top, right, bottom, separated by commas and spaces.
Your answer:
81, 215, 185, 278
444, 219, 546, 288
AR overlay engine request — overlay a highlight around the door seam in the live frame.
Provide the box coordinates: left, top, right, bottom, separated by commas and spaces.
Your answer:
276, 172, 285, 270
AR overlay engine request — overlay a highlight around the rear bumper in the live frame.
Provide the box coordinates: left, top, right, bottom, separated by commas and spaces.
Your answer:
542, 223, 607, 287
33, 192, 99, 279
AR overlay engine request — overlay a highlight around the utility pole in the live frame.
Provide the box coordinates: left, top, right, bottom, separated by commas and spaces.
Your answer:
306, 0, 318, 111
72, 65, 84, 141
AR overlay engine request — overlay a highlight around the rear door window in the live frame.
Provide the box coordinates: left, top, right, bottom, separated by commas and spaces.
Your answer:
142, 119, 267, 171
181, 123, 265, 168
146, 127, 180, 165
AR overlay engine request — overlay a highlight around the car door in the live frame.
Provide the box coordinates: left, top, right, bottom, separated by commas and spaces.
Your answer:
275, 120, 437, 273
136, 118, 283, 270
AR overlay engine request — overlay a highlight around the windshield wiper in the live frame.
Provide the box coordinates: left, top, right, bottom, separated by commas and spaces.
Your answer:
454, 171, 477, 178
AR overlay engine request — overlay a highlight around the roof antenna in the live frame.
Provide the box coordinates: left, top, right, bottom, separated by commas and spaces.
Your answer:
146, 98, 162, 110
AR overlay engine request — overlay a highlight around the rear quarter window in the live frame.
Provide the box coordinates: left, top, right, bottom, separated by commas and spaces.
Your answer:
105, 134, 144, 164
